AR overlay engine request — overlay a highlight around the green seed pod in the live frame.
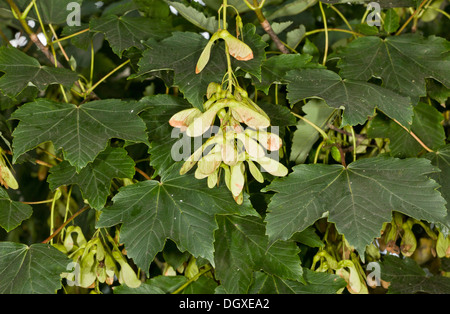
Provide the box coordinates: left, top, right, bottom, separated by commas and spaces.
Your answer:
63, 226, 87, 253
180, 136, 221, 175
206, 82, 221, 99
169, 108, 202, 131
196, 145, 222, 177
227, 99, 270, 129
96, 260, 107, 283
436, 230, 450, 258
104, 252, 118, 285
230, 162, 245, 198
236, 133, 265, 159
251, 156, 288, 177
245, 129, 282, 151
400, 221, 417, 257
0, 154, 18, 190
207, 168, 219, 188
186, 100, 229, 137
79, 249, 97, 288
195, 32, 220, 74
247, 160, 264, 183
217, 29, 253, 61
112, 249, 141, 288
222, 164, 232, 192
221, 140, 238, 166
331, 146, 342, 163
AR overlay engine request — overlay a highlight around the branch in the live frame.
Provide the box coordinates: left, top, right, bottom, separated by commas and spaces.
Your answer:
41, 205, 90, 244
251, 0, 289, 54
395, 0, 428, 35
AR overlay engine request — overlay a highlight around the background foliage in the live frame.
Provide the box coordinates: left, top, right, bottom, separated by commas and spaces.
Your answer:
0, 0, 449, 294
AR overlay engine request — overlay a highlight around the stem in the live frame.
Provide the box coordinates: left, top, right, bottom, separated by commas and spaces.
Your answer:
135, 167, 151, 181
49, 190, 59, 244
22, 199, 54, 205
427, 6, 450, 20
42, 205, 90, 244
393, 119, 434, 153
84, 59, 130, 97
171, 265, 212, 294
51, 28, 90, 45
314, 141, 325, 164
318, 1, 328, 66
350, 126, 356, 162
90, 40, 95, 85
32, 0, 50, 46
291, 112, 328, 140
304, 28, 363, 37
330, 5, 354, 32
395, 0, 428, 35
252, 0, 289, 54
60, 185, 73, 241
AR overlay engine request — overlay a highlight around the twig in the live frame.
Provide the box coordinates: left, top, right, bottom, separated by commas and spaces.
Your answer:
291, 112, 329, 140
327, 124, 366, 140
395, 0, 428, 35
393, 119, 434, 153
318, 1, 329, 66
135, 167, 151, 181
41, 205, 90, 244
251, 0, 289, 54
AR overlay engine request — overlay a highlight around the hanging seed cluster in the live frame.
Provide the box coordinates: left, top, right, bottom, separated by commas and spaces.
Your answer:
170, 82, 287, 204
55, 226, 141, 289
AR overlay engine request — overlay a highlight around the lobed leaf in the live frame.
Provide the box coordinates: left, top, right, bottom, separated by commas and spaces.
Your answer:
96, 167, 259, 271
0, 47, 78, 97
11, 99, 149, 171
0, 242, 71, 294
47, 147, 136, 209
263, 157, 448, 258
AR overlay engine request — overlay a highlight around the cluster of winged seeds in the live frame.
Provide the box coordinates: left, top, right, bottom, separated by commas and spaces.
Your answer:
169, 82, 287, 204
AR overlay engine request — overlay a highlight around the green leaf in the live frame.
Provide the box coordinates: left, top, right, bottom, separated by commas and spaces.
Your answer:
90, 14, 172, 57
135, 24, 266, 109
164, 1, 218, 33
0, 47, 78, 97
426, 79, 450, 104
383, 9, 400, 33
368, 103, 446, 158
263, 157, 447, 258
290, 226, 325, 248
214, 215, 303, 293
181, 276, 218, 294
0, 188, 32, 232
336, 34, 450, 102
139, 94, 192, 179
380, 255, 450, 294
29, 0, 83, 25
285, 68, 413, 127
96, 169, 259, 271
11, 99, 149, 171
249, 268, 346, 294
0, 242, 71, 294
290, 99, 336, 164
133, 0, 170, 18
254, 54, 314, 94
268, 0, 317, 20
426, 144, 450, 215
47, 147, 136, 209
